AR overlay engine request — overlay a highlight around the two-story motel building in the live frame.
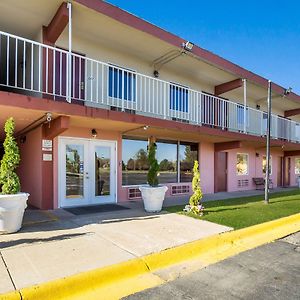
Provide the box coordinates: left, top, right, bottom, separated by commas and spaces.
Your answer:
1, 0, 300, 209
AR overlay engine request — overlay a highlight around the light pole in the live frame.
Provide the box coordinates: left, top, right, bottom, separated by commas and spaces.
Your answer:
264, 80, 272, 204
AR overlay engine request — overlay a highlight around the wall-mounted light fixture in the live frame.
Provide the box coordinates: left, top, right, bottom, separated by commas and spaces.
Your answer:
256, 153, 259, 157
256, 104, 261, 110
283, 87, 292, 96
182, 41, 194, 52
153, 70, 159, 78
91, 129, 97, 138
152, 40, 194, 78
20, 136, 26, 144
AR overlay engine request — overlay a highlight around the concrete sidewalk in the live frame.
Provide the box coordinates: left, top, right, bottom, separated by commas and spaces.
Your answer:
0, 203, 232, 295
0, 187, 296, 295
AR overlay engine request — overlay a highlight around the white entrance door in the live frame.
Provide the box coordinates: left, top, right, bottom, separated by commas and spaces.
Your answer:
59, 138, 116, 207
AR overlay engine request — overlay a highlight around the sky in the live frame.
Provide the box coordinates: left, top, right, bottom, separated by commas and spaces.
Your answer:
106, 0, 300, 94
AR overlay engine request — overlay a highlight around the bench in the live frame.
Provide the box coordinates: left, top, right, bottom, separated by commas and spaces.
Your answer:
252, 177, 273, 190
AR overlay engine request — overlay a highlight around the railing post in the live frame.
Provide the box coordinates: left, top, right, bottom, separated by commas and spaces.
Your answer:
243, 78, 247, 133
66, 1, 72, 103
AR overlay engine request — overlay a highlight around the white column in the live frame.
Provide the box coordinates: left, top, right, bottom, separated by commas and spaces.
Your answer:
67, 1, 72, 103
243, 78, 247, 133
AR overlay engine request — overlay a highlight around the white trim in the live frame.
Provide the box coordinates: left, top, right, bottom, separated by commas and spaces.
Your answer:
58, 137, 117, 208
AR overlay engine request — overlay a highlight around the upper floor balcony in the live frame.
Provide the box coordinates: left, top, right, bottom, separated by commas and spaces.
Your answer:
1, 30, 300, 143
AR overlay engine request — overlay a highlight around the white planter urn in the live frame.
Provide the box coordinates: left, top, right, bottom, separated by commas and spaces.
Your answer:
0, 193, 29, 234
139, 185, 168, 212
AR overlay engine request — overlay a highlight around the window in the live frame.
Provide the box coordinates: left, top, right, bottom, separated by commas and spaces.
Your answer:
236, 153, 249, 175
237, 105, 249, 127
170, 84, 188, 112
179, 142, 198, 182
108, 66, 136, 101
295, 158, 300, 175
122, 137, 148, 185
122, 137, 199, 185
156, 140, 178, 184
262, 155, 272, 175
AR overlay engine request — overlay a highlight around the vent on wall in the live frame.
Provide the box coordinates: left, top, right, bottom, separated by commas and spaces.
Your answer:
237, 179, 249, 188
128, 187, 141, 200
171, 185, 190, 195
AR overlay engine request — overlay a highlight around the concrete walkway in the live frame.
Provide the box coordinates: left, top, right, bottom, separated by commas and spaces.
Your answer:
0, 187, 296, 295
0, 204, 231, 295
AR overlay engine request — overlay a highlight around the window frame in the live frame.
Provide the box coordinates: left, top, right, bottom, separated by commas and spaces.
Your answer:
295, 157, 300, 175
236, 153, 249, 176
262, 155, 272, 175
121, 136, 199, 186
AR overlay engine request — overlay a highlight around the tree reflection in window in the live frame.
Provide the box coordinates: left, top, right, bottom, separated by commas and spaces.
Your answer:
122, 138, 149, 185
179, 143, 198, 182
66, 145, 84, 198
237, 153, 248, 175
122, 137, 198, 185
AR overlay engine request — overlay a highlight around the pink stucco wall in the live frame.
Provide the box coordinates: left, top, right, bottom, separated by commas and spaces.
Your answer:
51, 127, 298, 208
227, 147, 285, 192
18, 126, 43, 208
199, 142, 214, 194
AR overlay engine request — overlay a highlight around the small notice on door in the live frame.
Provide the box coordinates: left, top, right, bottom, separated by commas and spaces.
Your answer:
42, 140, 52, 151
43, 154, 52, 161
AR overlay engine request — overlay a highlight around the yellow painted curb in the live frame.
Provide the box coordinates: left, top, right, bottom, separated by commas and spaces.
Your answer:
0, 291, 20, 300
1, 213, 299, 300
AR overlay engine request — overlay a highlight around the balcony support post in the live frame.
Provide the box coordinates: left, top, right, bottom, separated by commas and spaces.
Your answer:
264, 80, 272, 204
243, 78, 247, 133
67, 1, 72, 103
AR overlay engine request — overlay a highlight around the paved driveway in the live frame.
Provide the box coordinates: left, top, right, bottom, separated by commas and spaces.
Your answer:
124, 232, 300, 300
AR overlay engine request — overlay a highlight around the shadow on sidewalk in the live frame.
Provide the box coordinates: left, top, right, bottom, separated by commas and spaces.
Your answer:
0, 233, 89, 249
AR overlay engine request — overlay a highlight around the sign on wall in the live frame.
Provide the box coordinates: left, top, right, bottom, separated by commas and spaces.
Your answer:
42, 140, 52, 152
43, 153, 52, 161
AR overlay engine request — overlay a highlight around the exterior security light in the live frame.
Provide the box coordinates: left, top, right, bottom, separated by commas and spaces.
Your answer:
91, 129, 97, 138
284, 87, 292, 96
183, 41, 194, 51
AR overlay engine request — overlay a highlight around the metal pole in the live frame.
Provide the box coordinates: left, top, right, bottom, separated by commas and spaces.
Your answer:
243, 79, 247, 133
67, 1, 72, 103
264, 80, 272, 204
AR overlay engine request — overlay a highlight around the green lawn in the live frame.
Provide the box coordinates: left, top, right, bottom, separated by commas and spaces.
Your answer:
165, 189, 300, 230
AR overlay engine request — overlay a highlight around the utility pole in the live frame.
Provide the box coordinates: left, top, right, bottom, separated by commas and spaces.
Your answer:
264, 80, 272, 204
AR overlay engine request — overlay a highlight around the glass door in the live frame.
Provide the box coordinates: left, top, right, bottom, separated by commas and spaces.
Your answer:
90, 141, 116, 204
59, 138, 116, 207
60, 139, 89, 207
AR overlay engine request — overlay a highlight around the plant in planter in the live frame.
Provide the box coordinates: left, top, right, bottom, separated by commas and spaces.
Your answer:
139, 139, 168, 212
0, 117, 29, 233
183, 160, 204, 215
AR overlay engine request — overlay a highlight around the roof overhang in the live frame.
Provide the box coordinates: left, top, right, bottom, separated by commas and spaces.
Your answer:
74, 0, 300, 103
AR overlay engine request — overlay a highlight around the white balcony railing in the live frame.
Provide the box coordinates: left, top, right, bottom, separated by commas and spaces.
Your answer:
1, 30, 300, 143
